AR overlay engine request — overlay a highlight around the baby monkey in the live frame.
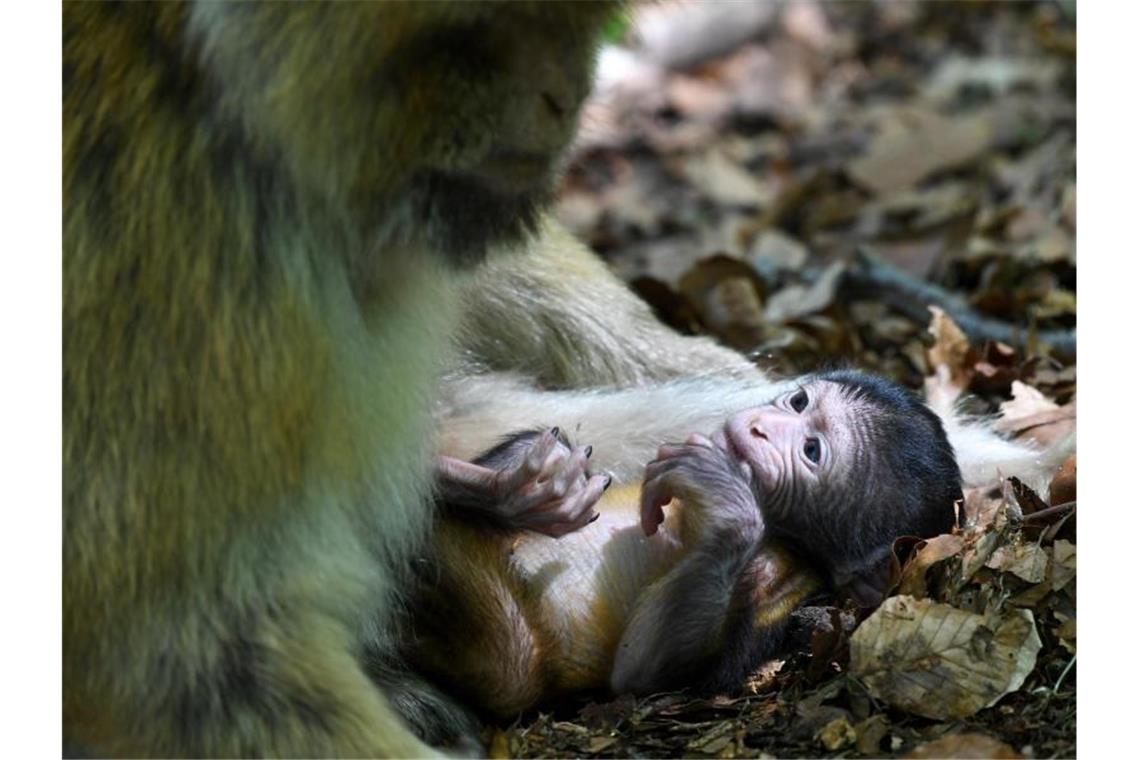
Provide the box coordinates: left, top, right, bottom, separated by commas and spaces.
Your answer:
414, 370, 961, 716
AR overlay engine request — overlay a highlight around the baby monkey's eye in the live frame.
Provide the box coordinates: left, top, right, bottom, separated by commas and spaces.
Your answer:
790, 389, 809, 413
803, 437, 821, 463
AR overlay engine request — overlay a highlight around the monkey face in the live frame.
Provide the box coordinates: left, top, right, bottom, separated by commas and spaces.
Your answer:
189, 2, 617, 264
718, 379, 857, 518
716, 372, 961, 586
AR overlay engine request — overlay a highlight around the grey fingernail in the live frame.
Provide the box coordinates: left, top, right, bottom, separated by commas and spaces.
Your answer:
551, 427, 560, 437
585, 445, 593, 458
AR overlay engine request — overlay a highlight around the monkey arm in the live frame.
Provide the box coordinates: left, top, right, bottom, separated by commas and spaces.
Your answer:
457, 219, 764, 389
610, 531, 823, 696
610, 438, 769, 694
438, 375, 800, 483
609, 528, 763, 695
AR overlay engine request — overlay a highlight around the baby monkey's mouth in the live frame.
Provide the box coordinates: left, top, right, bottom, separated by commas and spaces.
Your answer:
714, 426, 755, 485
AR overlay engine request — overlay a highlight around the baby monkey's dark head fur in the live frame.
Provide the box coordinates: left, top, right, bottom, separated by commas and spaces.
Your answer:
763, 370, 962, 602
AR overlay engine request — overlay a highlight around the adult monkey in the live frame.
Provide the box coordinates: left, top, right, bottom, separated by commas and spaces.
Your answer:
59, 2, 692, 756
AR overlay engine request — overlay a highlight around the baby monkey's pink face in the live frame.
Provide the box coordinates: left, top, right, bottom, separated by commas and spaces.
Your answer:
715, 380, 864, 514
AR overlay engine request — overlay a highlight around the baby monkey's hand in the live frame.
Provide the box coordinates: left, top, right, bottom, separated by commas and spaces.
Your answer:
640, 434, 763, 546
437, 428, 611, 538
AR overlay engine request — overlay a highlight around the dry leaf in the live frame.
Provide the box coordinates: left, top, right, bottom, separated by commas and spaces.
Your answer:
999, 380, 1059, 419
961, 486, 1005, 529
897, 534, 965, 599
817, 717, 856, 751
764, 261, 845, 323
587, 736, 619, 753
850, 596, 1042, 719
681, 149, 773, 208
1049, 455, 1076, 506
925, 307, 974, 395
986, 542, 1049, 584
854, 715, 890, 756
1051, 540, 1076, 591
848, 109, 995, 195
994, 382, 1076, 449
906, 733, 1023, 759
748, 229, 808, 272
686, 722, 735, 756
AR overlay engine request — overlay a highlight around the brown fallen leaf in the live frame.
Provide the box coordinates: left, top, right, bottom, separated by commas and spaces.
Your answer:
961, 486, 1005, 530
748, 229, 808, 272
587, 735, 619, 754
850, 596, 1042, 720
1049, 455, 1077, 506
998, 477, 1047, 519
679, 148, 774, 208
999, 405, 1076, 450
896, 534, 965, 599
925, 307, 975, 400
764, 261, 845, 323
1051, 540, 1076, 592
985, 541, 1049, 584
854, 715, 890, 756
995, 382, 1076, 448
817, 717, 856, 751
906, 733, 1023, 759
678, 255, 769, 350
999, 380, 1058, 417
685, 722, 735, 756
848, 108, 995, 196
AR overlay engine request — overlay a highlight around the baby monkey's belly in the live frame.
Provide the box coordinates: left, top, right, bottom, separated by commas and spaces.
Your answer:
413, 485, 684, 716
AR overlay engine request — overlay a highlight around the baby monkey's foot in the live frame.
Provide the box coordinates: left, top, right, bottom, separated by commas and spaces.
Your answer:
436, 428, 611, 538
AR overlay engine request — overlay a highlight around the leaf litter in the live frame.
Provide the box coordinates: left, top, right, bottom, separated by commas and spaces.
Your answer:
494, 2, 1075, 756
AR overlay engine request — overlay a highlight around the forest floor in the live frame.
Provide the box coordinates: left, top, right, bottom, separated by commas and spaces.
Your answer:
486, 3, 1076, 758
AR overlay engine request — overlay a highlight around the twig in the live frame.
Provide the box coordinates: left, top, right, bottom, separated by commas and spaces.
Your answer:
843, 247, 1076, 358
1052, 654, 1076, 696
1021, 501, 1076, 525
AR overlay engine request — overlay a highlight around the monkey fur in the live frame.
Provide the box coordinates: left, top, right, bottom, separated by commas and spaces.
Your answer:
412, 372, 965, 714
64, 3, 1067, 754
64, 3, 619, 755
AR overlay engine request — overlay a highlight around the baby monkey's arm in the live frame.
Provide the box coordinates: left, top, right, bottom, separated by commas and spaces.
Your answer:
435, 428, 610, 537
610, 436, 767, 694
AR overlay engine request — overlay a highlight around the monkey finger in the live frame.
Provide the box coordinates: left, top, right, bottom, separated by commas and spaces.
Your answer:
521, 472, 608, 529
434, 455, 500, 492
641, 455, 697, 493
654, 443, 689, 461
539, 510, 600, 538
493, 430, 562, 496
536, 440, 572, 483
685, 433, 715, 448
522, 428, 564, 477
551, 445, 592, 495
639, 499, 666, 537
710, 429, 730, 453
639, 475, 681, 536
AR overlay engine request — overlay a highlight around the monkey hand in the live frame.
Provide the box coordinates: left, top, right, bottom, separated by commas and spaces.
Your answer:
436, 428, 611, 537
640, 434, 763, 546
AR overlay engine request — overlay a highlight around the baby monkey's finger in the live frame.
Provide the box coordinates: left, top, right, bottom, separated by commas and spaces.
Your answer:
500, 429, 561, 493
551, 445, 592, 495
685, 433, 715, 448
639, 471, 682, 536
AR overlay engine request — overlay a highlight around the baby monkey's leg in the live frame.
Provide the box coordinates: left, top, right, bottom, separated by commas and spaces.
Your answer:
436, 428, 611, 537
